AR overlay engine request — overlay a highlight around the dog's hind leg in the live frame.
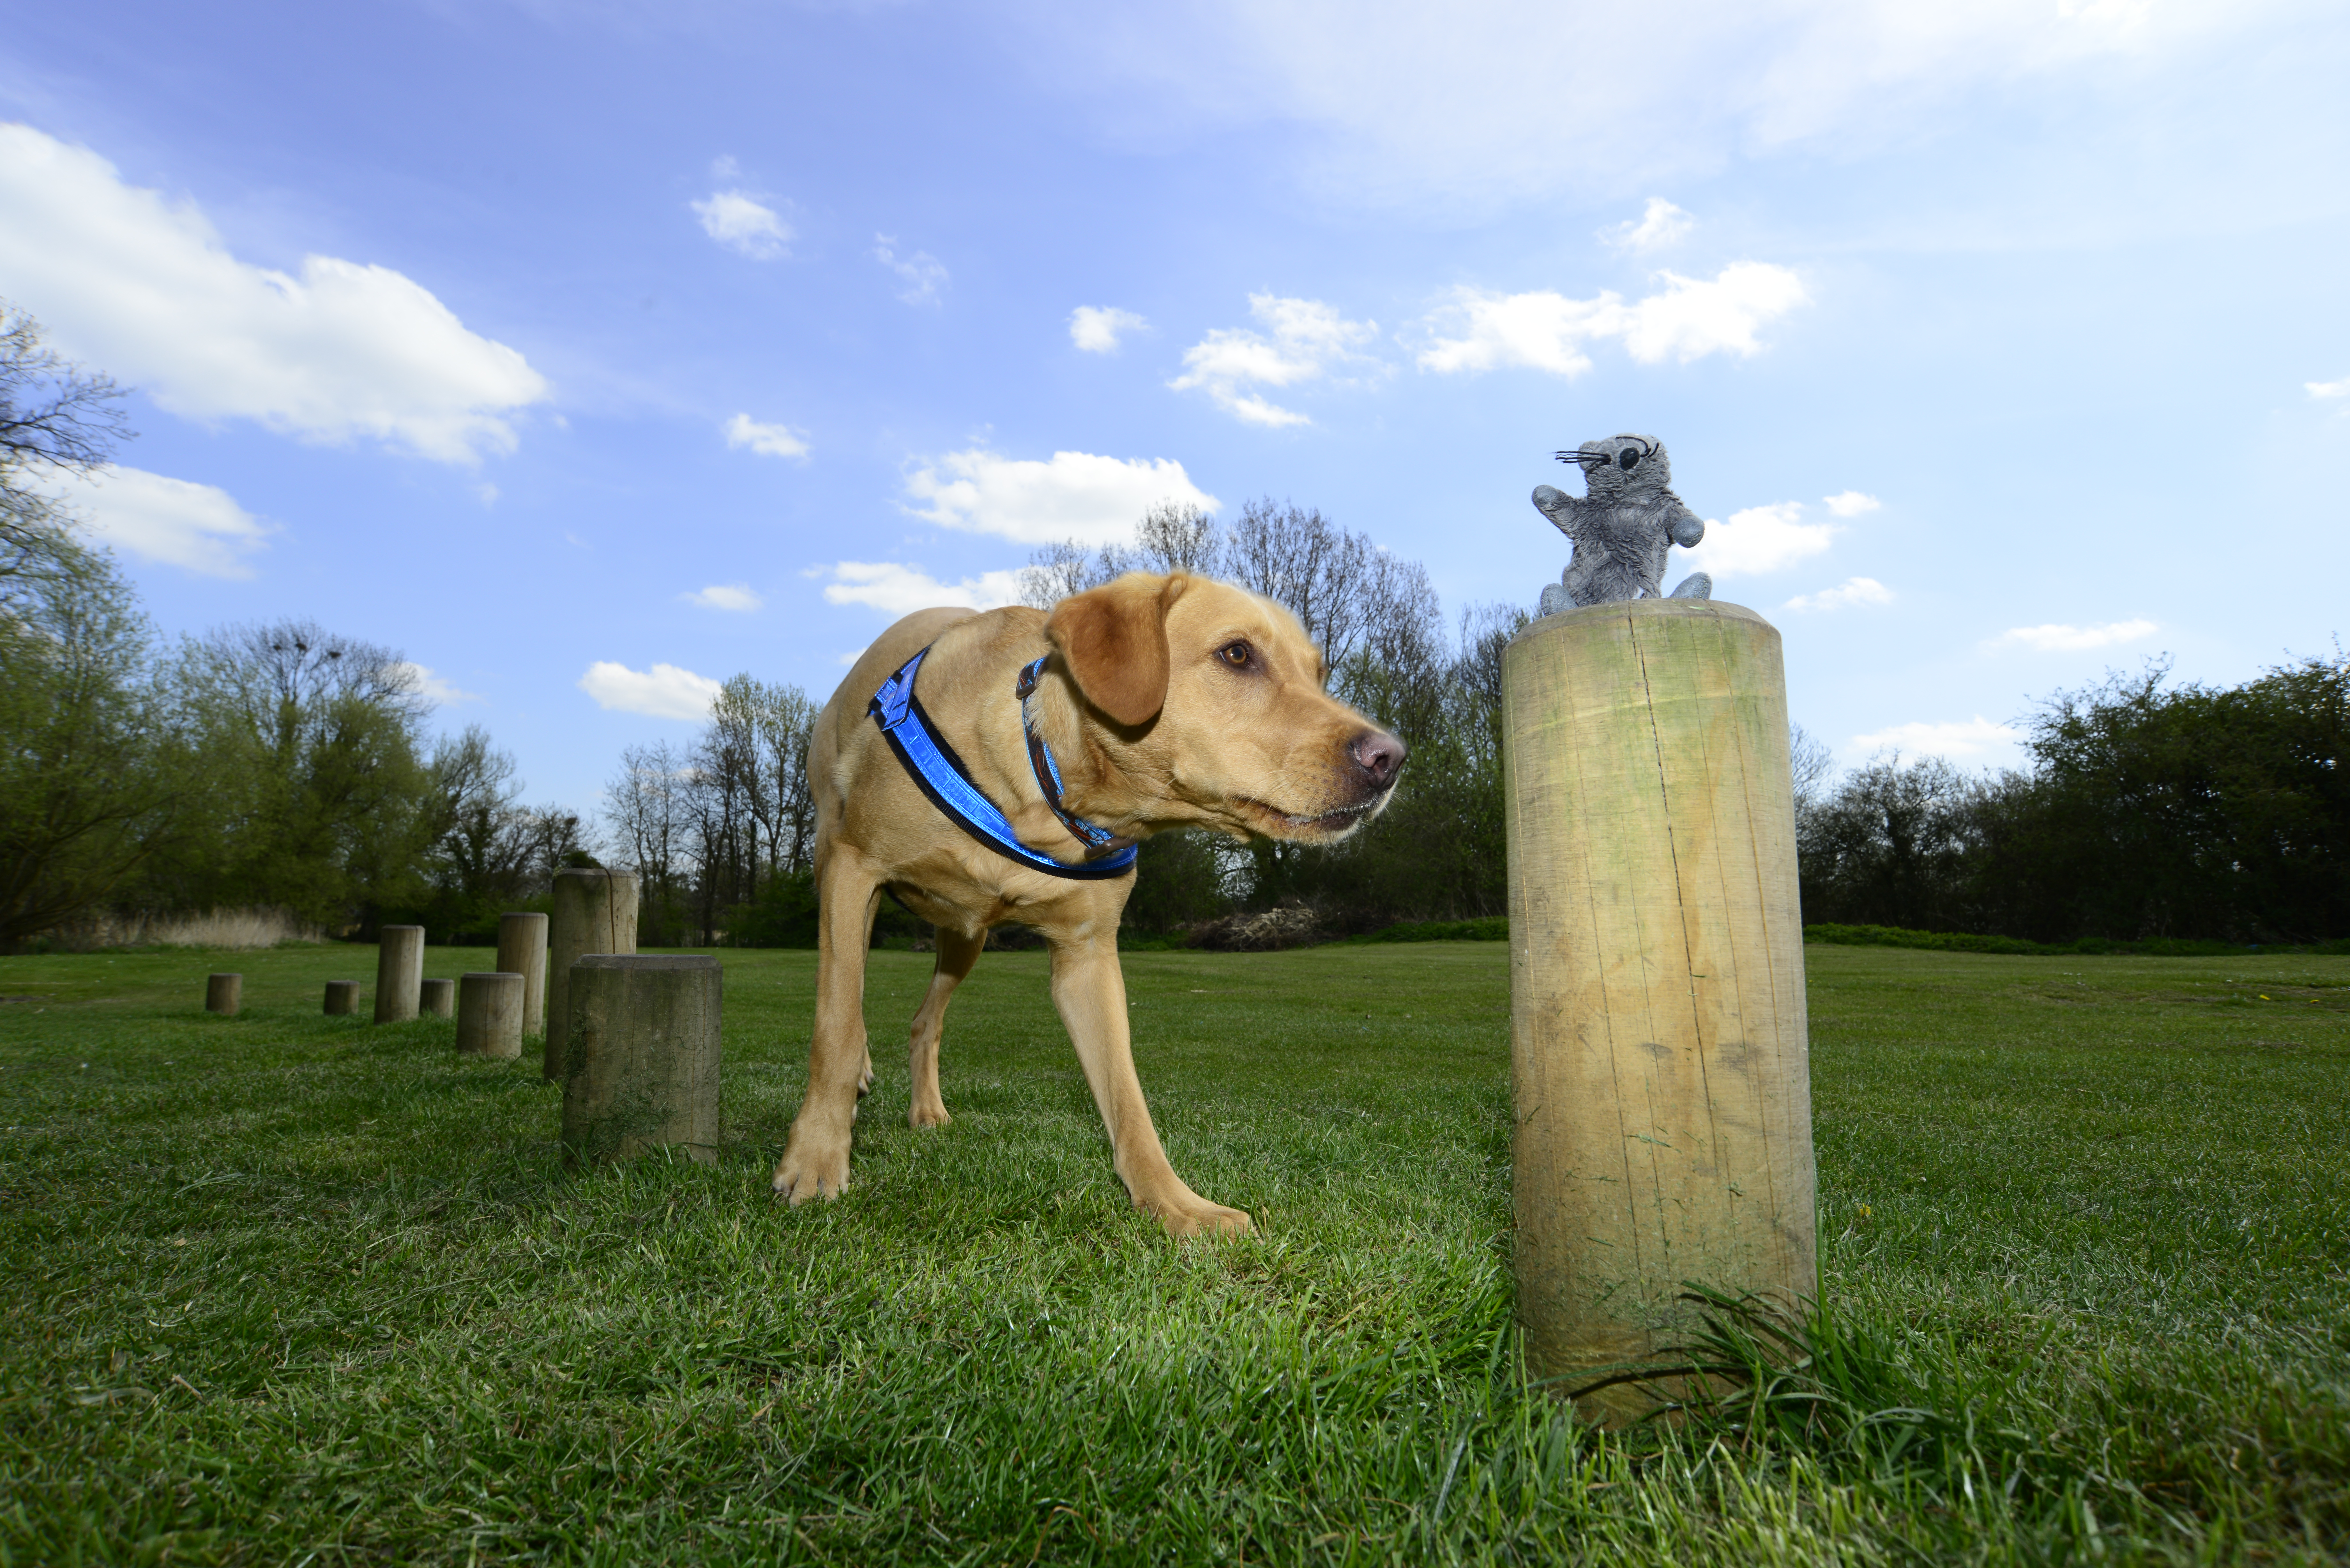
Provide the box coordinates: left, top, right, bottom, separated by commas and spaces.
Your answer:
773, 851, 882, 1204
1047, 931, 1252, 1239
907, 926, 982, 1129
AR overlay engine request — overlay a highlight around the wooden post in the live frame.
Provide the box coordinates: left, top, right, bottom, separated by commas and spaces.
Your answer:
457, 971, 525, 1058
374, 925, 425, 1023
496, 912, 550, 1038
204, 973, 241, 1015
561, 955, 721, 1165
1503, 598, 1817, 1425
420, 977, 455, 1018
546, 870, 639, 1081
324, 980, 360, 1015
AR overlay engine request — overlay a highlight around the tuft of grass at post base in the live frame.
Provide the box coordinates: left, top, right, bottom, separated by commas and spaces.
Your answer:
0, 941, 2344, 1563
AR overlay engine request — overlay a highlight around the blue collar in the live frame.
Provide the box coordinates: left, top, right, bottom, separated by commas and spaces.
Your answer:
869, 647, 1139, 881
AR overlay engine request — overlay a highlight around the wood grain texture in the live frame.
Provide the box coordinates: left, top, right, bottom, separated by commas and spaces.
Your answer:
545, 870, 639, 1080
372, 927, 424, 1024
456, 971, 524, 1058
496, 911, 550, 1038
561, 955, 722, 1166
1503, 597, 1816, 1424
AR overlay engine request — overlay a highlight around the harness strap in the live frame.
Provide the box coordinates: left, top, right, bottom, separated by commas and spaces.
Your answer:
1017, 656, 1130, 854
869, 647, 1138, 881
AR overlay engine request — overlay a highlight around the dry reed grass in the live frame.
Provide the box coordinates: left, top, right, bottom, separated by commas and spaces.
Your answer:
46, 906, 326, 951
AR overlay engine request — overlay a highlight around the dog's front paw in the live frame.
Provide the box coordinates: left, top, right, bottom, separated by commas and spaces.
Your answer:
770, 1133, 851, 1205
1148, 1195, 1253, 1239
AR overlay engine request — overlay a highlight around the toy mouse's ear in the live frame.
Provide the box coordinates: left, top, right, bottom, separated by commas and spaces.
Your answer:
1044, 572, 1186, 727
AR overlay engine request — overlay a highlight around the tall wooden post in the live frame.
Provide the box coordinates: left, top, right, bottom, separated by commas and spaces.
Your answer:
561, 955, 722, 1165
374, 926, 425, 1024
1503, 598, 1816, 1425
546, 871, 640, 1081
497, 912, 550, 1038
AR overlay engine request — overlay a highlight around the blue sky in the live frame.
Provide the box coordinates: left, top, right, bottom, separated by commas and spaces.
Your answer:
4, 0, 2348, 817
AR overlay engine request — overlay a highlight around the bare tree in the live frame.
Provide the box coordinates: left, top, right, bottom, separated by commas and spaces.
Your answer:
604, 740, 686, 935
1132, 501, 1220, 575
755, 681, 821, 876
1790, 723, 1836, 825
1018, 499, 1223, 608
1018, 539, 1119, 608
1, 302, 132, 595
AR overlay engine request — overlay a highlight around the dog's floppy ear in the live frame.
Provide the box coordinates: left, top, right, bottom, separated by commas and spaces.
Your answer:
1044, 572, 1183, 727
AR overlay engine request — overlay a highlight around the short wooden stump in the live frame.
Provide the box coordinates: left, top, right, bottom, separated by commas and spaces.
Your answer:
456, 972, 525, 1059
419, 977, 455, 1018
204, 974, 241, 1015
324, 980, 360, 1015
561, 954, 721, 1166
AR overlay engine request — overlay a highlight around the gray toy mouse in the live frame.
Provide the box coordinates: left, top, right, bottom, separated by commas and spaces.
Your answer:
1534, 434, 1712, 616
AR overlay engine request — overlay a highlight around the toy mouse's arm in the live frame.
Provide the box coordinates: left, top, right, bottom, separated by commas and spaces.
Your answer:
1665, 503, 1705, 549
1532, 484, 1582, 535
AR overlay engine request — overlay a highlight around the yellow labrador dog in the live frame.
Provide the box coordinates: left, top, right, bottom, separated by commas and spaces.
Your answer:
771, 570, 1405, 1236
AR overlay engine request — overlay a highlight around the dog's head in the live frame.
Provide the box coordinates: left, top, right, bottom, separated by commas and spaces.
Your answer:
1043, 572, 1405, 843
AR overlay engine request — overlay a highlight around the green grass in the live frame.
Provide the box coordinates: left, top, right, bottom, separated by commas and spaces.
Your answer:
0, 941, 2344, 1564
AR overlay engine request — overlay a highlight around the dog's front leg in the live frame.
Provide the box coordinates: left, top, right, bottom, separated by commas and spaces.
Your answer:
906, 926, 982, 1129
1048, 934, 1252, 1238
773, 853, 881, 1203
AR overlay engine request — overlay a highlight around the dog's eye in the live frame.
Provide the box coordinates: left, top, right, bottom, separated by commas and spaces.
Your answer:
1217, 642, 1252, 669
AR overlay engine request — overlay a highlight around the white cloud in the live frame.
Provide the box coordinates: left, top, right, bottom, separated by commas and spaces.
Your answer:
1823, 490, 1881, 517
2309, 377, 2350, 399
724, 412, 810, 460
1680, 501, 1839, 579
577, 661, 723, 720
1846, 716, 2021, 760
1415, 263, 1807, 376
902, 447, 1219, 545
390, 662, 479, 706
817, 561, 1029, 617
47, 464, 270, 578
1782, 576, 1892, 612
682, 584, 763, 612
691, 190, 791, 260
0, 125, 548, 464
1070, 305, 1148, 353
874, 235, 948, 305
1170, 293, 1379, 425
1602, 197, 1694, 253
1990, 619, 2158, 653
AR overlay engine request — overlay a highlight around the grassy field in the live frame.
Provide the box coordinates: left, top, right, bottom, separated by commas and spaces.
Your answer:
0, 940, 2344, 1565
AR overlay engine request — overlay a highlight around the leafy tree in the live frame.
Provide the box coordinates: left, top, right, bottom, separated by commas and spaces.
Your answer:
1796, 755, 1986, 931
0, 538, 172, 947
142, 621, 437, 926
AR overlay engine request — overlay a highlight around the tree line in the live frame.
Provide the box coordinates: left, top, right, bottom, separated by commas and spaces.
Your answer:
1797, 655, 2350, 944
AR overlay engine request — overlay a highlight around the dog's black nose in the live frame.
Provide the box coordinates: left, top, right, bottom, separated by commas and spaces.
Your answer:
1350, 729, 1406, 789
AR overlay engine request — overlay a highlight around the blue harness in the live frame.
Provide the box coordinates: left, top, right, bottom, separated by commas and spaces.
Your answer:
868, 648, 1139, 880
